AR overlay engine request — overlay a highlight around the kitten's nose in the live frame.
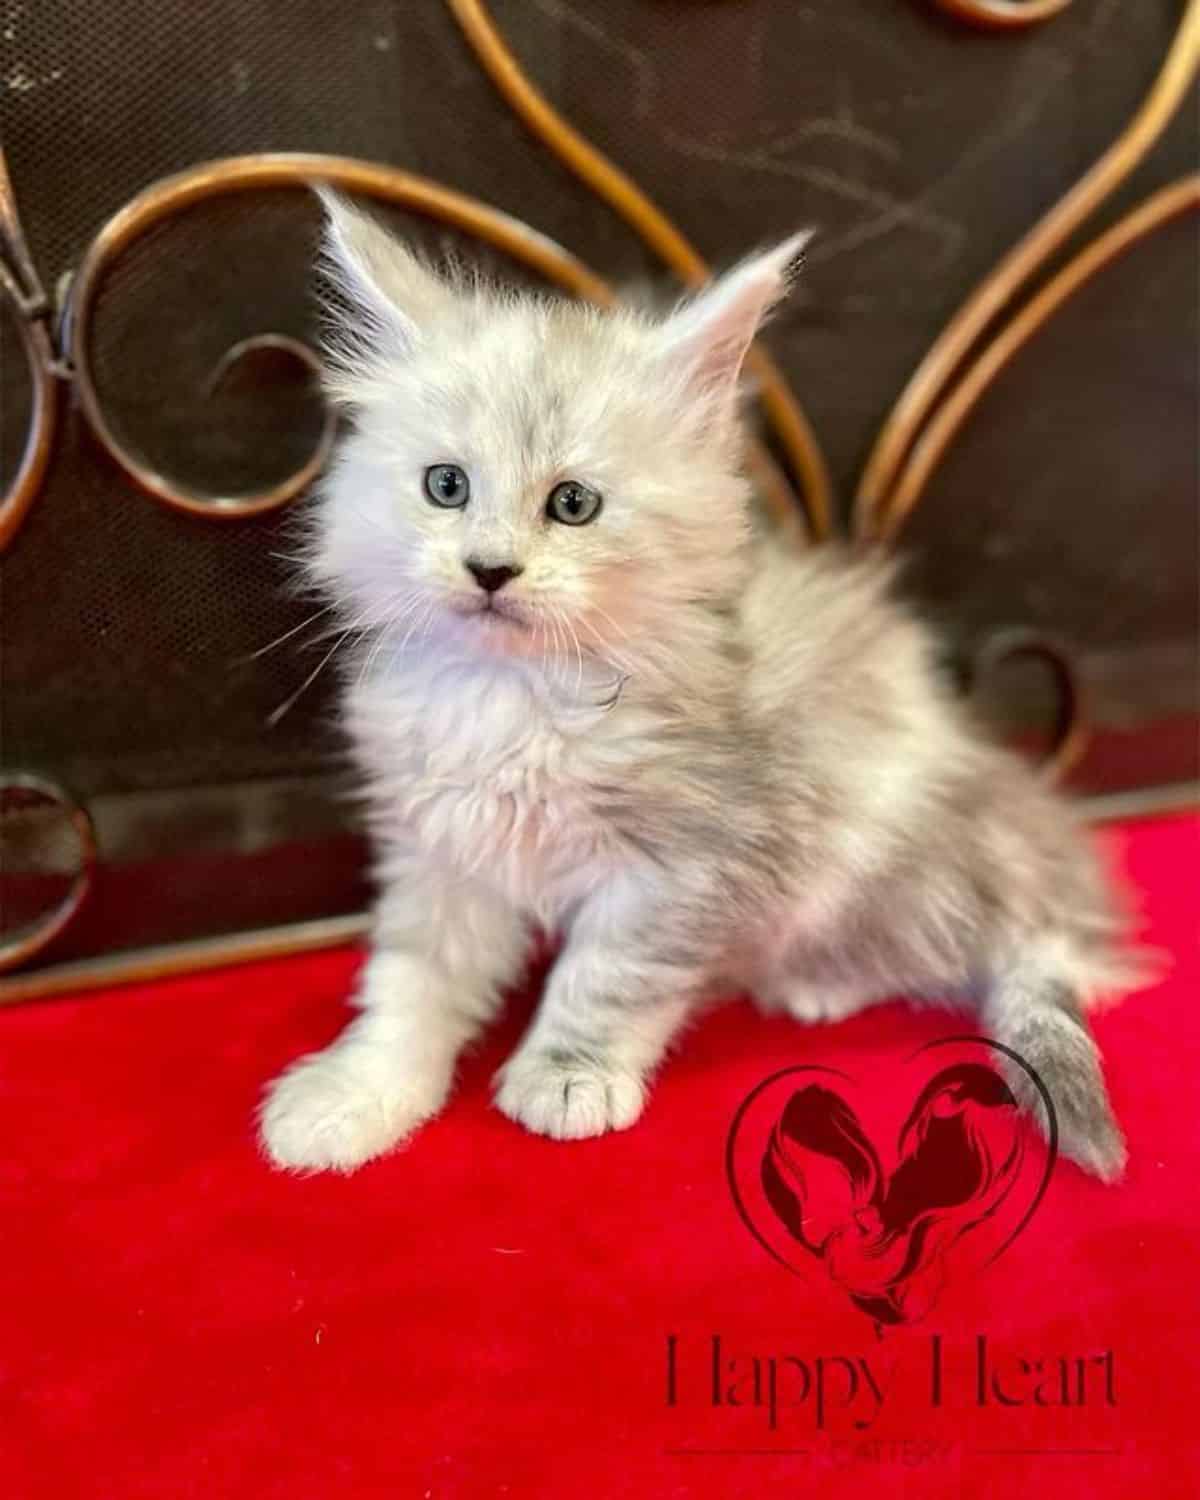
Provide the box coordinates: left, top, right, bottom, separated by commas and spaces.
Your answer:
465, 560, 523, 594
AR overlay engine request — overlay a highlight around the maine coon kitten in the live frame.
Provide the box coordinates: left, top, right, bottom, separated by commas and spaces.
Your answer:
259, 190, 1136, 1180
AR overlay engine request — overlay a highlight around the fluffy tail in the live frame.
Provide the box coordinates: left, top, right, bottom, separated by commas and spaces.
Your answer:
983, 946, 1127, 1181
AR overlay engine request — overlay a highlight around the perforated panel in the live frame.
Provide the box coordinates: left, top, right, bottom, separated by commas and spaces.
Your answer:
1, 1, 1195, 970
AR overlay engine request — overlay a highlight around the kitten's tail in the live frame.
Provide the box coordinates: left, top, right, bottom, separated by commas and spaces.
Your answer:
983, 942, 1131, 1182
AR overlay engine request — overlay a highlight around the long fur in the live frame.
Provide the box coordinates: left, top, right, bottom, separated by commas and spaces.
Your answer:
259, 192, 1137, 1179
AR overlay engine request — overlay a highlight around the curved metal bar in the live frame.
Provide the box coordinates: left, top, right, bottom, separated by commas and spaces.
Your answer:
0, 274, 58, 552
931, 0, 1072, 30
877, 177, 1200, 539
963, 629, 1089, 781
445, 0, 832, 540
202, 333, 325, 400
855, 0, 1200, 535
66, 153, 617, 522
0, 148, 59, 554
0, 146, 48, 311
0, 772, 98, 973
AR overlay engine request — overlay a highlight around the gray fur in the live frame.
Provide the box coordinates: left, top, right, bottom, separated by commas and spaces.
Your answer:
258, 194, 1138, 1178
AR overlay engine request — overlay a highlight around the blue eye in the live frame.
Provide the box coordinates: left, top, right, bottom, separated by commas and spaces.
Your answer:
546, 480, 602, 526
424, 464, 470, 508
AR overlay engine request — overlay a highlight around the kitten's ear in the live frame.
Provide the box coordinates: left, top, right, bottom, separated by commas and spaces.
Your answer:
653, 231, 812, 402
314, 186, 452, 362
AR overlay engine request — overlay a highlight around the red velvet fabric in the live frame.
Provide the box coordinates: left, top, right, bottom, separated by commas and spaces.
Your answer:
2, 814, 1197, 1497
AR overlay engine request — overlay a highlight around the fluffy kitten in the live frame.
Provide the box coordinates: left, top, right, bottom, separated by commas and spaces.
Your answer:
259, 191, 1135, 1179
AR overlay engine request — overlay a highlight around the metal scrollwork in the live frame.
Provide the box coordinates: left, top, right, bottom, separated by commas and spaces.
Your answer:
872, 176, 1200, 540
959, 629, 1089, 780
2, 1, 1193, 549
856, 0, 1200, 538
0, 773, 97, 974
0, 148, 59, 551
63, 154, 614, 525
930, 0, 1072, 31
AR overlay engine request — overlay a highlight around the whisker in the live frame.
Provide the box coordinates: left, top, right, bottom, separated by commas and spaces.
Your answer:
398, 598, 435, 659
239, 604, 337, 663
548, 606, 566, 681
359, 596, 421, 687
576, 613, 636, 680
587, 603, 634, 645
266, 630, 356, 727
567, 614, 585, 695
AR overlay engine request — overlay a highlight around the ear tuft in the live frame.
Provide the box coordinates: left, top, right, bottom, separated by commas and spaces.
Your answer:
312, 185, 453, 384
655, 230, 813, 402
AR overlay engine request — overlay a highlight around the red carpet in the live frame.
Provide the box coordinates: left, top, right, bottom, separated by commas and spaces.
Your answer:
2, 814, 1197, 1497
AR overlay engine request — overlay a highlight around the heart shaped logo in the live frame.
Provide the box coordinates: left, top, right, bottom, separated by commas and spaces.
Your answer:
725, 1037, 1056, 1328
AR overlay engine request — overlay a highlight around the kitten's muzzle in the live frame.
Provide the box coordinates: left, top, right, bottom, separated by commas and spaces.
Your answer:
465, 560, 523, 594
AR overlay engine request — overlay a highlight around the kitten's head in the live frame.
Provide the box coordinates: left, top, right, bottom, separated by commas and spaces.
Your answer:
309, 190, 807, 671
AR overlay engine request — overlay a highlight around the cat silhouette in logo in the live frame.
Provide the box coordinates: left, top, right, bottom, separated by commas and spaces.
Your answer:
761, 1064, 1027, 1326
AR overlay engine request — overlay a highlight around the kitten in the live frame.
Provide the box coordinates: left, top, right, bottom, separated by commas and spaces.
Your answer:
259, 190, 1136, 1179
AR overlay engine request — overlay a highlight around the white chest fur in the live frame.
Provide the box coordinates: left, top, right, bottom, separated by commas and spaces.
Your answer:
346, 653, 635, 922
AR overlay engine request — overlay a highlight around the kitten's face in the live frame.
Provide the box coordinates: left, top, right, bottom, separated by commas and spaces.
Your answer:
311, 195, 806, 672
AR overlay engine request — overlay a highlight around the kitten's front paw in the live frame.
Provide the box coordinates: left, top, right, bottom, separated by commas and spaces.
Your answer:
259, 1045, 441, 1173
494, 1049, 646, 1140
